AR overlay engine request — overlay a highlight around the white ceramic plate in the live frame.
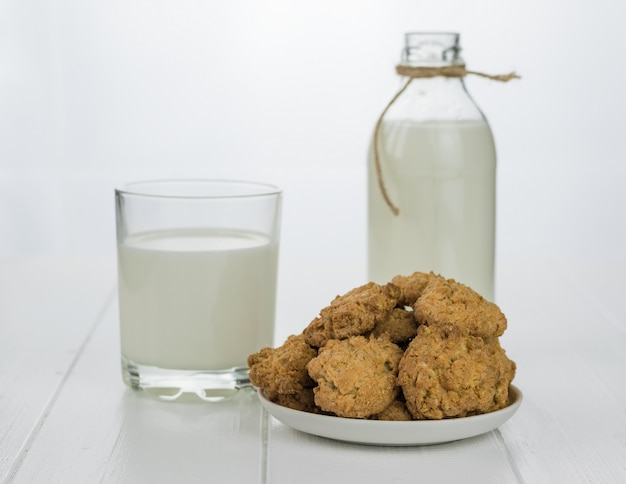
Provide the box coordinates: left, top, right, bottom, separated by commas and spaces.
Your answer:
259, 385, 522, 446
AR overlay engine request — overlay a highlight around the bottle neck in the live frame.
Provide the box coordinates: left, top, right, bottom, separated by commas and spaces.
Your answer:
381, 33, 486, 123
402, 32, 463, 67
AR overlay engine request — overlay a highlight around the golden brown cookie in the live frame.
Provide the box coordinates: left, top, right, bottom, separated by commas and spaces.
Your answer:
398, 324, 516, 420
303, 282, 401, 347
248, 334, 317, 395
306, 334, 404, 419
262, 388, 318, 413
391, 271, 435, 306
369, 307, 418, 345
413, 276, 507, 337
370, 395, 413, 421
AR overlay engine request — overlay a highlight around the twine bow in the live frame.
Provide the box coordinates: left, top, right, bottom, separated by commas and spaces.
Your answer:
373, 65, 520, 216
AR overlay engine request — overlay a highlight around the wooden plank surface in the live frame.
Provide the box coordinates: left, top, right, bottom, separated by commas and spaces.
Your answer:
7, 294, 266, 484
496, 259, 626, 484
263, 259, 626, 484
0, 257, 115, 482
265, 419, 522, 484
2, 258, 625, 483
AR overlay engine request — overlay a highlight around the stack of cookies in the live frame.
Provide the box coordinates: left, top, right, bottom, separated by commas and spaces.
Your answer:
248, 272, 516, 420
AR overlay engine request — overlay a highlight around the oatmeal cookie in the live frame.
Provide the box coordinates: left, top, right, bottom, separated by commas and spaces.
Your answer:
369, 307, 418, 345
391, 271, 435, 306
248, 334, 317, 395
370, 395, 413, 421
303, 282, 401, 347
306, 335, 404, 418
413, 276, 507, 337
262, 388, 318, 413
398, 324, 516, 420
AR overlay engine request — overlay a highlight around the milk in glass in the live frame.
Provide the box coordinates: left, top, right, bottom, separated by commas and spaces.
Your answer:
118, 228, 278, 371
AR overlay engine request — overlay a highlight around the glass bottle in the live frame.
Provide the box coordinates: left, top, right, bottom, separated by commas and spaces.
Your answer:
367, 32, 496, 300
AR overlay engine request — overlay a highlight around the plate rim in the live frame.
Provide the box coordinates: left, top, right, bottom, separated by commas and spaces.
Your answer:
259, 384, 523, 446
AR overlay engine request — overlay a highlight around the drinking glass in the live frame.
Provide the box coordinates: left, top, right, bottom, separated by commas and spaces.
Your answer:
115, 179, 282, 401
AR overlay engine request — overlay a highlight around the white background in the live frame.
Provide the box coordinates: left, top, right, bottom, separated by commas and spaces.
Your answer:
1, 0, 625, 340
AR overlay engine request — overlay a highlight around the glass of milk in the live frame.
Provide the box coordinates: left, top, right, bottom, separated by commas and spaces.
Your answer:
115, 180, 282, 401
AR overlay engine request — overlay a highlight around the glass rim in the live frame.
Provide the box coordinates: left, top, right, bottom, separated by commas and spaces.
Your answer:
404, 31, 460, 40
115, 179, 282, 200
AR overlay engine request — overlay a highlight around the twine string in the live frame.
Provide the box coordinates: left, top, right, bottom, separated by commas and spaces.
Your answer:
374, 65, 520, 215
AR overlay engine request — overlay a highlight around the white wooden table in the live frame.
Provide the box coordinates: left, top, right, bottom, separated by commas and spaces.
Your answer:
1, 256, 625, 483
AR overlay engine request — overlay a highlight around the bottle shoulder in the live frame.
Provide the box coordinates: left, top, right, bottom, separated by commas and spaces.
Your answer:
383, 78, 487, 122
